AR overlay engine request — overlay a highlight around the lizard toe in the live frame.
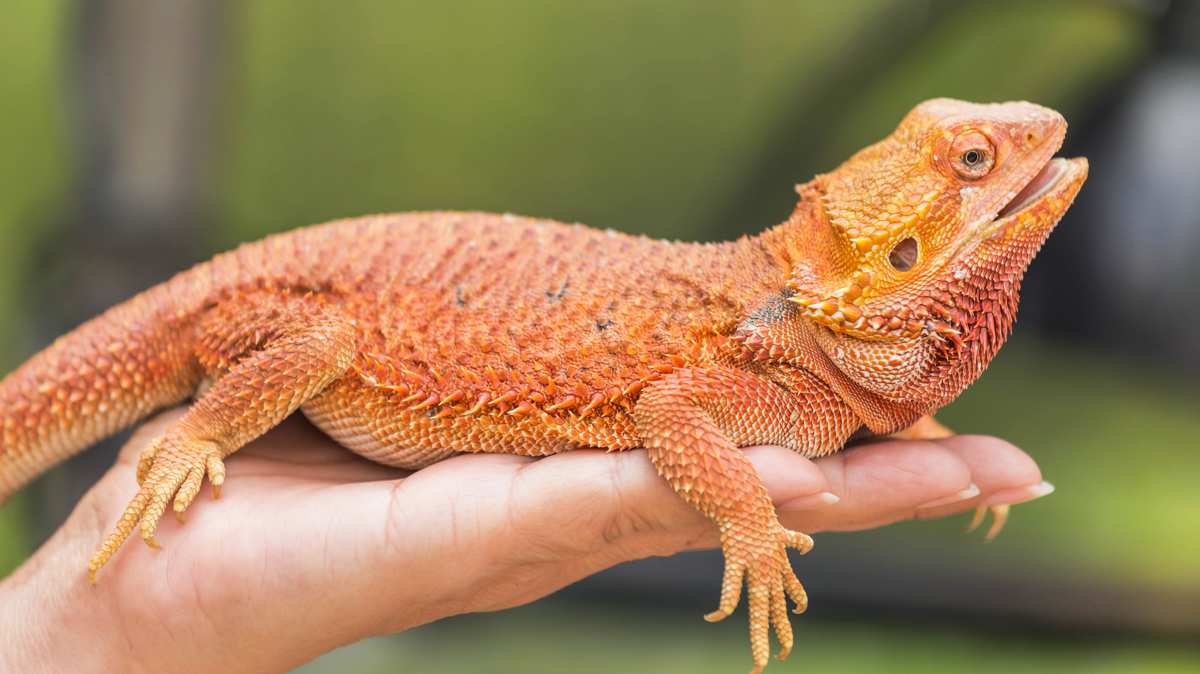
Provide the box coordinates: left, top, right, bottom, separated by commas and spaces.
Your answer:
770, 580, 793, 660
705, 554, 746, 622
724, 525, 810, 672
89, 436, 223, 582
966, 504, 1011, 541
747, 579, 770, 673
135, 437, 161, 484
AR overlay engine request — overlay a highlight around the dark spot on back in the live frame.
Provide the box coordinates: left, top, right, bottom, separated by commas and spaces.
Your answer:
595, 319, 614, 332
546, 281, 570, 303
739, 290, 799, 332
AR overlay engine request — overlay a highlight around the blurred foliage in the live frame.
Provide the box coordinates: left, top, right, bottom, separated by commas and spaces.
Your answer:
0, 0, 67, 356
815, 1, 1146, 153
937, 338, 1200, 587
0, 495, 29, 578
219, 1, 886, 243
296, 604, 1200, 674
732, 0, 1150, 234
217, 1, 1148, 248
810, 338, 1200, 595
0, 0, 65, 578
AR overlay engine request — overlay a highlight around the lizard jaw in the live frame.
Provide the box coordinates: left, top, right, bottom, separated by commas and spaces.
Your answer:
970, 156, 1088, 244
997, 157, 1070, 218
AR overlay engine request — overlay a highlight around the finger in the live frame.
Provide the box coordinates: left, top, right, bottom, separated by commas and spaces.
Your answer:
942, 435, 1042, 495
362, 443, 829, 584
322, 438, 1002, 634
915, 435, 1048, 520
503, 447, 693, 557
508, 446, 833, 558
740, 446, 834, 506
778, 439, 975, 533
437, 439, 966, 563
340, 436, 1025, 629
510, 447, 827, 550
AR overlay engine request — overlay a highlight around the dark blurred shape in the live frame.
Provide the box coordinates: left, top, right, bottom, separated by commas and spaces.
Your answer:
1041, 0, 1200, 369
28, 0, 230, 533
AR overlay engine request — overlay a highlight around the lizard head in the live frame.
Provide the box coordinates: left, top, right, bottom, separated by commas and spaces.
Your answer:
783, 98, 1088, 407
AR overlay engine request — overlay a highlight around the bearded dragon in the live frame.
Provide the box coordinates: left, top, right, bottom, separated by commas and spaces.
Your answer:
0, 98, 1086, 673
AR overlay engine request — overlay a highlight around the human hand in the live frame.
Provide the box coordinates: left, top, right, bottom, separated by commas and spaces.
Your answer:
0, 409, 1049, 674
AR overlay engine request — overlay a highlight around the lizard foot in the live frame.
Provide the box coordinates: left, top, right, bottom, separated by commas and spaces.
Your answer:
89, 434, 225, 583
705, 525, 812, 674
966, 504, 1010, 541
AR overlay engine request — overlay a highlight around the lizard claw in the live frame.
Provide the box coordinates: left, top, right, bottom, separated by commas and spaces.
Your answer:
704, 608, 731, 623
966, 504, 1010, 541
967, 505, 987, 532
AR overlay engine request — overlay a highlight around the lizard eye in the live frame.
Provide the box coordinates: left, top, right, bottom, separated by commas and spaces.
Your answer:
888, 237, 918, 272
949, 130, 995, 180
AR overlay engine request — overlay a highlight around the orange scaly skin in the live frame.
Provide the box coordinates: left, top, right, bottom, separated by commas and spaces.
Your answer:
0, 99, 1086, 673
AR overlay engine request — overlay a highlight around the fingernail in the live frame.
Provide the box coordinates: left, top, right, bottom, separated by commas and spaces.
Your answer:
817, 491, 840, 505
779, 491, 840, 510
982, 480, 1054, 507
916, 483, 980, 510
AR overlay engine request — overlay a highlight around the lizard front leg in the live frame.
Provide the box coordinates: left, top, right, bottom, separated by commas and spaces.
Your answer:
634, 366, 857, 674
88, 296, 357, 581
890, 414, 953, 441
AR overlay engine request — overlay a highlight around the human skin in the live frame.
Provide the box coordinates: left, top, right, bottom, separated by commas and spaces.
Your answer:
0, 410, 1049, 673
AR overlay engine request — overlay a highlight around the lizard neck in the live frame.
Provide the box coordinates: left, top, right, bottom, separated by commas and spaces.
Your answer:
738, 201, 1013, 429
730, 203, 929, 433
748, 197, 834, 282
682, 221, 809, 321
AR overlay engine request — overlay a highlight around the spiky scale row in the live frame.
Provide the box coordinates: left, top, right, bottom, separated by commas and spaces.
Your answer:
349, 333, 689, 426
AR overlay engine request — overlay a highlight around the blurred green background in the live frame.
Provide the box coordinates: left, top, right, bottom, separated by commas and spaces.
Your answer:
3, 1, 1199, 672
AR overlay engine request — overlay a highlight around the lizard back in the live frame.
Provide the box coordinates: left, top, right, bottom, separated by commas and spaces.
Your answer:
275, 212, 789, 466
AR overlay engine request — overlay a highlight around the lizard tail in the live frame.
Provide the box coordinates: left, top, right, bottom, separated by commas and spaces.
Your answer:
0, 280, 205, 503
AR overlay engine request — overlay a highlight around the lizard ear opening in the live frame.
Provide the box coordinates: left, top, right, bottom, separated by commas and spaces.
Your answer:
888, 237, 918, 272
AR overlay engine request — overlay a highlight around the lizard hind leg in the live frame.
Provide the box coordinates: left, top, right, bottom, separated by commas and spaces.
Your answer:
88, 296, 358, 582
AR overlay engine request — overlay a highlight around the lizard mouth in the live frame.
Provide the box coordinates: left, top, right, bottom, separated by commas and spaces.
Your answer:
996, 157, 1070, 218
978, 156, 1087, 239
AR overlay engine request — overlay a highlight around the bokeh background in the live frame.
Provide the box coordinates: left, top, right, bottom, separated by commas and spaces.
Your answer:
2, 1, 1198, 672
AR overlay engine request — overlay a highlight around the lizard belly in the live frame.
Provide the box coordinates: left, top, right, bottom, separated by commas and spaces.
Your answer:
301, 376, 637, 470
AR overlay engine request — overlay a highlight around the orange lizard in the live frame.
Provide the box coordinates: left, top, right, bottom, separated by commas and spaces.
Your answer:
0, 98, 1086, 673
